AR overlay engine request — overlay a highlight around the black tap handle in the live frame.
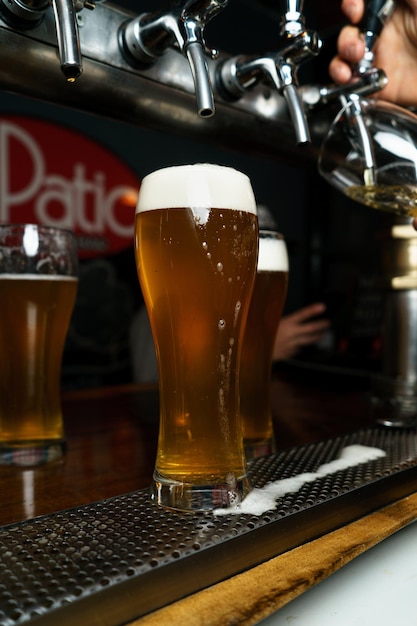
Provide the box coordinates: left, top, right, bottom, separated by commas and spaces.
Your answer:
361, 0, 395, 52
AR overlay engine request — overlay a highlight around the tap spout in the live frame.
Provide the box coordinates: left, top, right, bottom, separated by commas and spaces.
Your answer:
52, 0, 82, 81
186, 40, 214, 117
282, 76, 310, 144
0, 0, 83, 80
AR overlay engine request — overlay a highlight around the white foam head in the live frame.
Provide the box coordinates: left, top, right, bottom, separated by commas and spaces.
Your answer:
257, 231, 289, 272
136, 164, 257, 215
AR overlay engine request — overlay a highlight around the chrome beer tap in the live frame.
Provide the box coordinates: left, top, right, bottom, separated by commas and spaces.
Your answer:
0, 0, 94, 81
217, 0, 322, 144
120, 0, 228, 118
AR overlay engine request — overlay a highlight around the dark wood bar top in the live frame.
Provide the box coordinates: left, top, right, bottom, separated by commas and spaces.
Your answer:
0, 365, 375, 529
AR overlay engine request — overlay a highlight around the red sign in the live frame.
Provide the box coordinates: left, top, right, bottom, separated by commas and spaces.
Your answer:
0, 115, 140, 258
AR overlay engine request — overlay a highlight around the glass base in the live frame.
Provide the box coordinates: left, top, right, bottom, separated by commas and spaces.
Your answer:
151, 469, 251, 512
0, 439, 67, 466
371, 375, 417, 428
371, 401, 417, 428
244, 437, 276, 462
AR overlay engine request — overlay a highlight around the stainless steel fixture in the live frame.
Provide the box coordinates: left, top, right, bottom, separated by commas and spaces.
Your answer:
372, 222, 417, 428
0, 0, 327, 161
120, 0, 228, 118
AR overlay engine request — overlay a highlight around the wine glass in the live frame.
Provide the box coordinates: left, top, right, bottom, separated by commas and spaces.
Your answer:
318, 97, 417, 217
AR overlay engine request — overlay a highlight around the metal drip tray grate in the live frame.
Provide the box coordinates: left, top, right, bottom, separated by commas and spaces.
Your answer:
1, 427, 417, 626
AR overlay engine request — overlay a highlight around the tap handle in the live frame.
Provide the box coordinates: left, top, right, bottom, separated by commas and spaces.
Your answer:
361, 0, 395, 49
52, 0, 83, 81
357, 0, 395, 72
306, 0, 393, 105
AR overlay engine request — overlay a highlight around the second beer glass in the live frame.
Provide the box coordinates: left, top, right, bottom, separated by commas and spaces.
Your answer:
0, 224, 78, 466
240, 230, 289, 459
134, 163, 258, 511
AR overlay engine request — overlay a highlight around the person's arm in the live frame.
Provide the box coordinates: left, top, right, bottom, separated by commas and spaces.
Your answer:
273, 303, 331, 361
329, 0, 417, 108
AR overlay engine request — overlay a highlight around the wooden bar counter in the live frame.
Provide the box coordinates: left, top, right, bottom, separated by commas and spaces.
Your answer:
1, 364, 417, 625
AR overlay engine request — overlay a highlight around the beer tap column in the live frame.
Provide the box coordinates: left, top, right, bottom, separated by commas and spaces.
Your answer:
120, 0, 228, 118
217, 0, 321, 144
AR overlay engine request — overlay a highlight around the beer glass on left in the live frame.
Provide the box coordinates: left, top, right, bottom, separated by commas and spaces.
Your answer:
0, 224, 78, 466
134, 163, 258, 511
240, 230, 289, 459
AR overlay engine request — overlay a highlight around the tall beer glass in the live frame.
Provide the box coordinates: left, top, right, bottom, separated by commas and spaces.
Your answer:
0, 224, 78, 466
134, 164, 258, 511
240, 230, 289, 459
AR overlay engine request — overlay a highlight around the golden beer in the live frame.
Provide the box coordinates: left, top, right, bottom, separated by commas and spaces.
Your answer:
0, 225, 78, 465
134, 164, 258, 511
240, 231, 289, 458
0, 276, 77, 442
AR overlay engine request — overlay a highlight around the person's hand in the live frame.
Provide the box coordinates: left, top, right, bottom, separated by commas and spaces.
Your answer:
273, 303, 330, 361
329, 0, 417, 107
